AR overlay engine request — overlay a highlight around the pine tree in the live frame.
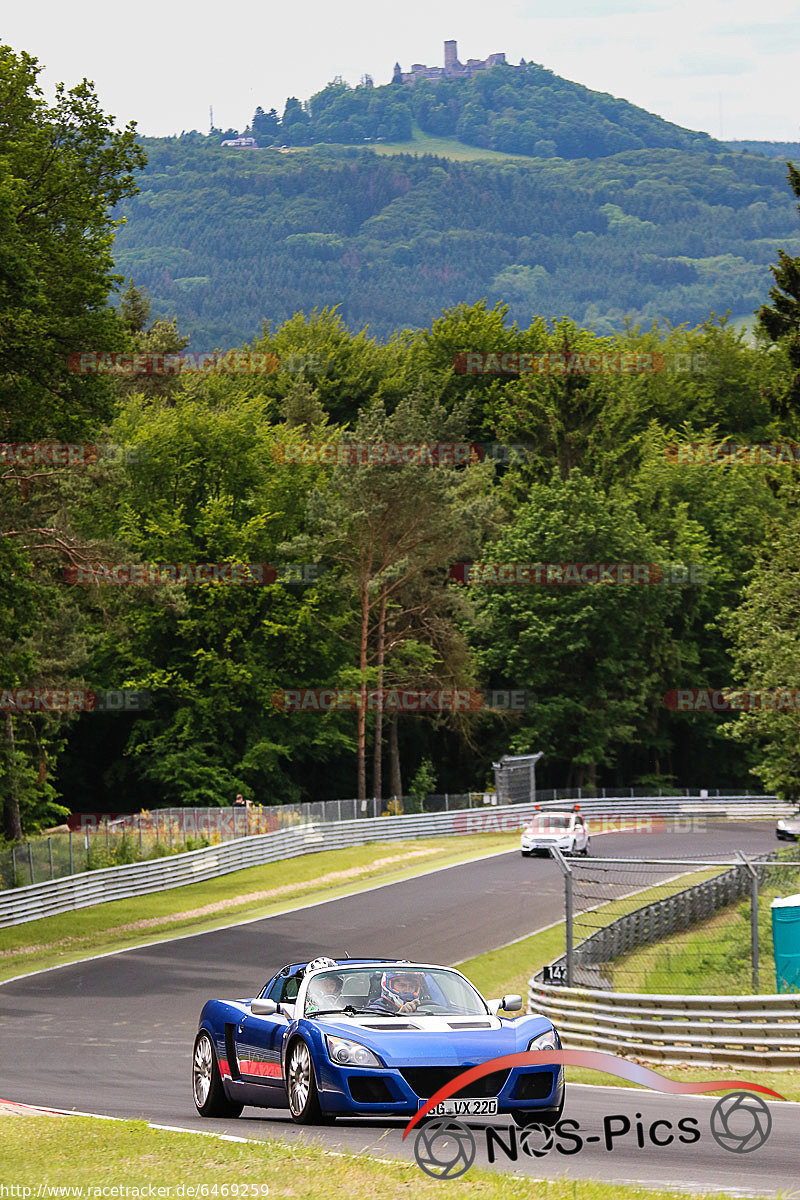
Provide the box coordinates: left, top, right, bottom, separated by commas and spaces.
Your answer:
758, 162, 800, 411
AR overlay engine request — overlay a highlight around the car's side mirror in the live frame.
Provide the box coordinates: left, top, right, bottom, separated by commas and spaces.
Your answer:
250, 998, 279, 1016
489, 994, 523, 1014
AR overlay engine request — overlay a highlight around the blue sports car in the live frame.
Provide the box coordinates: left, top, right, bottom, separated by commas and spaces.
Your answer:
192, 956, 565, 1127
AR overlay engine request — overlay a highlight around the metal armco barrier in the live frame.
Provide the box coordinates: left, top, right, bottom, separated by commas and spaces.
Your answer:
528, 980, 800, 1067
0, 795, 792, 928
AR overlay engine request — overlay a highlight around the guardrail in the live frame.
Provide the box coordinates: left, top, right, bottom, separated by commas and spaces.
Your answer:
528, 981, 800, 1067
0, 795, 793, 928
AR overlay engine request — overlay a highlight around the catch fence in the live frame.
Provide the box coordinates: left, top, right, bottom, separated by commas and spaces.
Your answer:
540, 849, 800, 995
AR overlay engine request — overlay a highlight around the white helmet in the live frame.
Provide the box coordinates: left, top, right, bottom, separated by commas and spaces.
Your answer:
306, 956, 338, 973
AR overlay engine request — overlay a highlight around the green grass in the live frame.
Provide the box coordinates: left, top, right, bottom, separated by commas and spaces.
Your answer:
304, 122, 542, 164
611, 864, 800, 995
0, 834, 517, 982
0, 1114, 769, 1199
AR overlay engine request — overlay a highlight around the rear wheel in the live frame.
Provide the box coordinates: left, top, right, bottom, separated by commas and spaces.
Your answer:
193, 1032, 243, 1118
286, 1038, 334, 1124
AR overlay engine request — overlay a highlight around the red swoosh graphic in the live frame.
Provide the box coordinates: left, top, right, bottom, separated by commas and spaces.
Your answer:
402, 1050, 786, 1138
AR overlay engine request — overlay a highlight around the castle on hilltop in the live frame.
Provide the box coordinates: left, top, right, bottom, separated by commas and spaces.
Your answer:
393, 40, 508, 86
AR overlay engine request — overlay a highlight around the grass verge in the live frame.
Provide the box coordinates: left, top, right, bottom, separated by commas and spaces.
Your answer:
612, 865, 800, 995
0, 1114, 766, 1199
0, 834, 517, 983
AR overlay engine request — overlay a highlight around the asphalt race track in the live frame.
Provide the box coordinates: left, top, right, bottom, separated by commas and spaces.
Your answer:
1, 822, 796, 1196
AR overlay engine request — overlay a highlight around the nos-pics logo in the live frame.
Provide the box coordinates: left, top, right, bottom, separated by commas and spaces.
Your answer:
413, 1092, 774, 1181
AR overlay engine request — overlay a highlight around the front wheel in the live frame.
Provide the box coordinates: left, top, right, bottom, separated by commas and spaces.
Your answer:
193, 1031, 243, 1118
286, 1038, 334, 1124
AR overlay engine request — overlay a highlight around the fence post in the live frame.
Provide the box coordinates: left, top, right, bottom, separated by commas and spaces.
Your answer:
551, 846, 574, 986
445, 793, 449, 811
69, 830, 73, 876
139, 815, 143, 853
28, 843, 34, 885
738, 852, 760, 992
11, 845, 16, 885
48, 838, 54, 880
106, 823, 110, 855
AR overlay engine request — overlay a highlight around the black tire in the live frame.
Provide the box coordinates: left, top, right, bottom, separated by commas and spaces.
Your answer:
521, 850, 531, 857
192, 1031, 243, 1118
582, 841, 591, 856
286, 1038, 334, 1124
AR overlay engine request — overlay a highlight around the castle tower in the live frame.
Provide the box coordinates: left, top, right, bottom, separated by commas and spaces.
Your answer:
392, 61, 402, 84
444, 40, 458, 72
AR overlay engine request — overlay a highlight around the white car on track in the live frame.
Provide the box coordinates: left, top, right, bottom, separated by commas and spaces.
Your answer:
520, 808, 590, 857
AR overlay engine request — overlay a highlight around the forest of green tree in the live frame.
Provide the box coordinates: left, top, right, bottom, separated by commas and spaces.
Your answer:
112, 139, 800, 351
5, 44, 800, 837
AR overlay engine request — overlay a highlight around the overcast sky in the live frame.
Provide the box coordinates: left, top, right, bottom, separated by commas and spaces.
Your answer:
3, 0, 799, 141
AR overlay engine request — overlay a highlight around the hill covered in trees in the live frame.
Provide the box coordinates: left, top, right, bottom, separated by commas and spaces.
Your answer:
231, 61, 720, 161
113, 140, 800, 350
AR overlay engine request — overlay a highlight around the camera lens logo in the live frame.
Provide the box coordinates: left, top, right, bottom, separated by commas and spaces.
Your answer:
710, 1092, 772, 1153
413, 1117, 476, 1179
519, 1123, 555, 1157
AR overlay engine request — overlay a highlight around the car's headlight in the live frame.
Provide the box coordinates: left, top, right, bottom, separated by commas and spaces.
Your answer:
528, 1028, 560, 1052
778, 820, 786, 829
325, 1035, 381, 1067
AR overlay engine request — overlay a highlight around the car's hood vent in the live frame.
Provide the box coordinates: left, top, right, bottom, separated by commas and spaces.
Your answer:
447, 1020, 493, 1029
358, 1022, 419, 1031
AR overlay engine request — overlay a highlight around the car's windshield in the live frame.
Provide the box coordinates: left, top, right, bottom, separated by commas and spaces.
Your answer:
527, 814, 572, 832
303, 967, 488, 1017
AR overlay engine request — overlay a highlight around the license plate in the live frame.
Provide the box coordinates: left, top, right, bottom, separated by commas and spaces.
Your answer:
420, 1098, 499, 1116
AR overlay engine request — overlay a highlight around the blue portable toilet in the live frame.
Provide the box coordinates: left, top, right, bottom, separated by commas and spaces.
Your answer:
771, 894, 800, 993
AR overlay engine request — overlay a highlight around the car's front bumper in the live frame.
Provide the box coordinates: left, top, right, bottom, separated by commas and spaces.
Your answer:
521, 838, 573, 854
315, 1059, 565, 1116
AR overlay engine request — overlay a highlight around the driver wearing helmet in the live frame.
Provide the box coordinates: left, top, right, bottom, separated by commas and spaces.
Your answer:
304, 957, 344, 1014
369, 969, 424, 1015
